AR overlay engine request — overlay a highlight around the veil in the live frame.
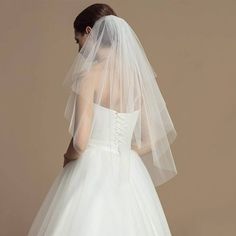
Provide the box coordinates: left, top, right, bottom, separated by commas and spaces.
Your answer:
62, 15, 177, 187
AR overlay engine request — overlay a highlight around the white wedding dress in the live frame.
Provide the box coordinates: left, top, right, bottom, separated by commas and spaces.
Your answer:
27, 103, 172, 236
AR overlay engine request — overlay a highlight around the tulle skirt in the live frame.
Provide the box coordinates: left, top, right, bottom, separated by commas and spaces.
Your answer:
27, 145, 172, 236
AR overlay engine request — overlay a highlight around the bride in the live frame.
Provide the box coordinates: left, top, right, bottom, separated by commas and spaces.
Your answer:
27, 3, 177, 236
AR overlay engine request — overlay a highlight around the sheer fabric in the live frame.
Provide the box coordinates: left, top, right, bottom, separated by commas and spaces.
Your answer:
63, 15, 177, 187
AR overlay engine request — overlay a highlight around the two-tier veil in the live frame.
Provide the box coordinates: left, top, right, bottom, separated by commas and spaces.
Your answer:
62, 15, 177, 187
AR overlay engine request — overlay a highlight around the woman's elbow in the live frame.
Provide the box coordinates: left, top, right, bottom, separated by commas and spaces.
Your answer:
73, 137, 89, 154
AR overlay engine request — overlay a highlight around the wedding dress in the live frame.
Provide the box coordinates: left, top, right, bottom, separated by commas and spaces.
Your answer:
27, 14, 177, 236
27, 103, 172, 235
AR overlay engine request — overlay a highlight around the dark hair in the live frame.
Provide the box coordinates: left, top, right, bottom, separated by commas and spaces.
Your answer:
74, 3, 117, 35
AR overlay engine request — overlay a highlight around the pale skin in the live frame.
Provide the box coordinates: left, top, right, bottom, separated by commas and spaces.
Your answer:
74, 26, 92, 53
63, 26, 92, 168
63, 138, 78, 167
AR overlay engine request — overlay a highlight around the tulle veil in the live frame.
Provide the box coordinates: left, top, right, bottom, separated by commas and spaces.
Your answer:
62, 15, 177, 187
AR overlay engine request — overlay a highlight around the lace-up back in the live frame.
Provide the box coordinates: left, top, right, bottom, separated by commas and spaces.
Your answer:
87, 103, 140, 152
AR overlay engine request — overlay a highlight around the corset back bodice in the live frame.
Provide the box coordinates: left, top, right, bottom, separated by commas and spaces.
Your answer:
87, 103, 140, 153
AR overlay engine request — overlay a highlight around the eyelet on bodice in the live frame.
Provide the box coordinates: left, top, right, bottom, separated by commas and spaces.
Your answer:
111, 110, 129, 151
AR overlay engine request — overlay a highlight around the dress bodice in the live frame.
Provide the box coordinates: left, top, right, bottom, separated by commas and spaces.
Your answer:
87, 103, 140, 152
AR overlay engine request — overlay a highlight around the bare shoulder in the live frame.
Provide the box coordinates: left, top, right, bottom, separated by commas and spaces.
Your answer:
77, 63, 104, 99
88, 63, 103, 85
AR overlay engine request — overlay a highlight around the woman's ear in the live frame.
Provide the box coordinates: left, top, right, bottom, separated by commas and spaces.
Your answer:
85, 26, 92, 34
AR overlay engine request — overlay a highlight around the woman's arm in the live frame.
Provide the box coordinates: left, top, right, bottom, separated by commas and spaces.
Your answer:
131, 137, 160, 156
64, 137, 81, 160
63, 98, 94, 167
131, 143, 152, 156
63, 71, 96, 167
63, 137, 81, 167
